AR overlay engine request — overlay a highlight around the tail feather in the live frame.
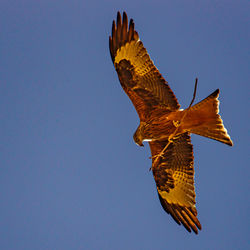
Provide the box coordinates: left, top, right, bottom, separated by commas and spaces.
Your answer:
182, 89, 233, 146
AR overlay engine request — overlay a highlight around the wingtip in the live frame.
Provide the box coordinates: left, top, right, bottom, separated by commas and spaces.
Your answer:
158, 194, 201, 234
109, 11, 139, 63
122, 11, 128, 22
117, 11, 122, 28
117, 11, 121, 19
211, 88, 220, 98
129, 18, 134, 29
226, 139, 233, 146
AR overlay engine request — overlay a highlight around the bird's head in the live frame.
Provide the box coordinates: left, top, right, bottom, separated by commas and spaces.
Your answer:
133, 123, 145, 147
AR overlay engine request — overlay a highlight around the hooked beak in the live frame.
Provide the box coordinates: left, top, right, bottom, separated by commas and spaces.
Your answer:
137, 142, 144, 147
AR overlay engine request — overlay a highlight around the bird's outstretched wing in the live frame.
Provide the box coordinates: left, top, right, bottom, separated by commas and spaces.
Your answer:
149, 133, 202, 234
109, 12, 180, 121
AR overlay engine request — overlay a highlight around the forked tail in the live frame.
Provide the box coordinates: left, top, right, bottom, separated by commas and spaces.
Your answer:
181, 89, 233, 146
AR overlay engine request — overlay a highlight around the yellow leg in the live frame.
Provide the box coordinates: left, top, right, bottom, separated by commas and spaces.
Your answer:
151, 120, 181, 168
151, 78, 198, 170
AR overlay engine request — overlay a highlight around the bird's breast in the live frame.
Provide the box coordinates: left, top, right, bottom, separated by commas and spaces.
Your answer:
143, 110, 183, 141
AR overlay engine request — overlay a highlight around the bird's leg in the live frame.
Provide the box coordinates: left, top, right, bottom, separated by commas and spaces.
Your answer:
150, 138, 173, 169
150, 132, 177, 171
151, 118, 182, 160
151, 78, 199, 169
156, 77, 199, 157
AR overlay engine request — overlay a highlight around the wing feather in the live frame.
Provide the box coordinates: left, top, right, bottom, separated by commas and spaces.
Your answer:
149, 133, 202, 234
109, 12, 180, 120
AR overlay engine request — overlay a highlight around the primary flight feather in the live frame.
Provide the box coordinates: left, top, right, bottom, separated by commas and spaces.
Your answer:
109, 11, 233, 234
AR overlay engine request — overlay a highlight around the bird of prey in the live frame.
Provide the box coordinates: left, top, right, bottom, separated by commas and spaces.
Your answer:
109, 11, 233, 234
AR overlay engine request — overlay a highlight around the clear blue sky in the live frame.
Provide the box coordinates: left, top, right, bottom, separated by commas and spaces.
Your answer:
1, 1, 249, 249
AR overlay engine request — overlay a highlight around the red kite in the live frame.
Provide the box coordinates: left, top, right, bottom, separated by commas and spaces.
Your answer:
109, 12, 233, 234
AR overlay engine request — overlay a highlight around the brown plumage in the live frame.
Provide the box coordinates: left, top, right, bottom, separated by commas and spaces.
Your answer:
109, 11, 233, 234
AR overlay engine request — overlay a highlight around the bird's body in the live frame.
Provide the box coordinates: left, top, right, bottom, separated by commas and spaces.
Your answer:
133, 109, 177, 145
109, 12, 233, 234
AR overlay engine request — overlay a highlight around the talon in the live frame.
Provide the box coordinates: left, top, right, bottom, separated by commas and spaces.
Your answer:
173, 120, 180, 128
